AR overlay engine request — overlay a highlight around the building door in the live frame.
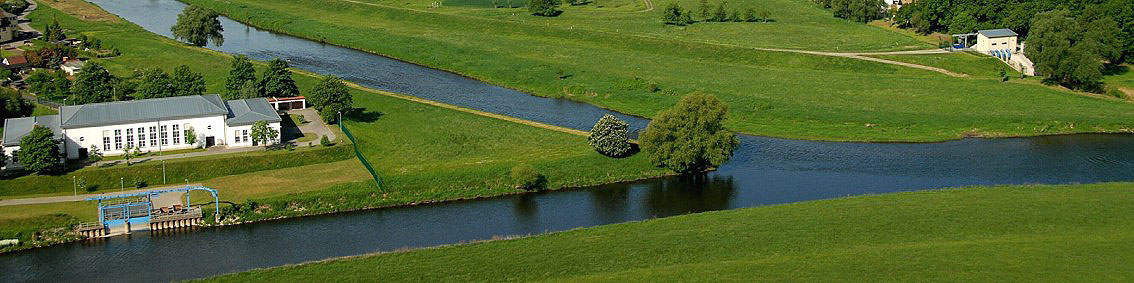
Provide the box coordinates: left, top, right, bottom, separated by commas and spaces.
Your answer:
78, 148, 88, 161
205, 136, 215, 148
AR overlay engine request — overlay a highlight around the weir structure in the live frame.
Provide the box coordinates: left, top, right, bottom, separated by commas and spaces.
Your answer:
75, 186, 219, 238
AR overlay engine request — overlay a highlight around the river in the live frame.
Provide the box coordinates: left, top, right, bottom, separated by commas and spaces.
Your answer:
2, 0, 1133, 281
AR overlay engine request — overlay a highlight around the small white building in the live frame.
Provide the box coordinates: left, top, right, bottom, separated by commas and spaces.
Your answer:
60, 59, 85, 76
974, 29, 1018, 54
2, 94, 281, 168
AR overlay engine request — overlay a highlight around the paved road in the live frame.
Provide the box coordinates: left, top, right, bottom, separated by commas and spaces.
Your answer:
286, 108, 337, 146
0, 183, 203, 206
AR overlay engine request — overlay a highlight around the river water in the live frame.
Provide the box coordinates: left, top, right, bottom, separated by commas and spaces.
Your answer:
3, 0, 1133, 281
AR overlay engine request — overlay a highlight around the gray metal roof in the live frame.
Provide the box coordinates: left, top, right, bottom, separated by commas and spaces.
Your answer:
225, 97, 282, 126
60, 94, 228, 129
2, 115, 62, 146
978, 29, 1018, 38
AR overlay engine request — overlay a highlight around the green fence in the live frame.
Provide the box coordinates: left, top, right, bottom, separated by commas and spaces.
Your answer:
340, 118, 384, 190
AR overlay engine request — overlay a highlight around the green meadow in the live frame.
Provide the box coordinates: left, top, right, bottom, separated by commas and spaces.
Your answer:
184, 0, 1134, 142
201, 183, 1134, 282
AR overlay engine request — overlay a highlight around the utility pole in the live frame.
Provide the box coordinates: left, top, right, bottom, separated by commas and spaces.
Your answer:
72, 176, 76, 196
162, 160, 167, 184
119, 177, 124, 192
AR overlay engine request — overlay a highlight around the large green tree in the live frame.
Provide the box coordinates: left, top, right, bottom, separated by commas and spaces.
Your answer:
250, 121, 279, 146
308, 75, 353, 124
259, 58, 299, 98
171, 65, 206, 97
639, 93, 739, 173
69, 62, 115, 104
662, 2, 693, 26
18, 125, 61, 174
1026, 10, 1120, 91
1, 90, 33, 120
528, 0, 562, 17
171, 5, 224, 47
224, 55, 257, 99
135, 68, 173, 99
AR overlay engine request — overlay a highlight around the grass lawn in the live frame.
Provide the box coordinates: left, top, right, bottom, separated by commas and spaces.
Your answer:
871, 52, 1021, 78
201, 183, 1134, 282
97, 147, 206, 162
31, 103, 57, 116
184, 0, 1134, 142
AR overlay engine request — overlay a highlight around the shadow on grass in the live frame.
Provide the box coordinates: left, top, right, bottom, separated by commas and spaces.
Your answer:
346, 108, 384, 123
1103, 64, 1130, 76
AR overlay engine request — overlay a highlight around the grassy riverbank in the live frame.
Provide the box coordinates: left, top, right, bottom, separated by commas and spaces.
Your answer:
0, 0, 670, 252
181, 0, 1134, 142
201, 183, 1134, 282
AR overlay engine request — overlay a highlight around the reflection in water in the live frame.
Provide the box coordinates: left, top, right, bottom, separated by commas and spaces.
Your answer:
2, 0, 1133, 282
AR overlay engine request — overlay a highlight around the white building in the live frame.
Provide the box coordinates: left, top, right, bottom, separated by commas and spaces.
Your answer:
2, 94, 281, 168
974, 29, 1018, 54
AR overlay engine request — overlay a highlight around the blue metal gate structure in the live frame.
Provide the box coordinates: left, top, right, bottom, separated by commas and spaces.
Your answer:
86, 186, 220, 231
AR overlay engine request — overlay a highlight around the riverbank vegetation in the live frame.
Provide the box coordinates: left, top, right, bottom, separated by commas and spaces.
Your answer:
183, 0, 1134, 142
200, 183, 1134, 282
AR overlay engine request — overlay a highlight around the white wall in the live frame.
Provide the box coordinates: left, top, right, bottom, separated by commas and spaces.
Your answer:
62, 115, 227, 159
224, 122, 281, 147
976, 34, 1018, 53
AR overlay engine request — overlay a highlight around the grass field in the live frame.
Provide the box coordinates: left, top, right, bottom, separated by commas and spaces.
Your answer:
871, 52, 1021, 78
200, 183, 1134, 282
183, 0, 1134, 142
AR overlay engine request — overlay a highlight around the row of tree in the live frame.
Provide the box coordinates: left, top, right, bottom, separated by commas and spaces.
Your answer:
27, 62, 207, 104
813, 0, 887, 23
1026, 10, 1122, 92
223, 55, 300, 100
663, 1, 772, 26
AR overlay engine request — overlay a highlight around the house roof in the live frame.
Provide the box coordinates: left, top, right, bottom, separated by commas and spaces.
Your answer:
224, 97, 282, 126
4, 55, 26, 66
2, 115, 61, 146
59, 94, 228, 129
978, 29, 1018, 38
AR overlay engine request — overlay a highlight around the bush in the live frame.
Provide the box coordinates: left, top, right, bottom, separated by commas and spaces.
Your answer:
528, 0, 562, 17
320, 135, 333, 146
134, 179, 147, 188
588, 114, 632, 157
510, 163, 547, 190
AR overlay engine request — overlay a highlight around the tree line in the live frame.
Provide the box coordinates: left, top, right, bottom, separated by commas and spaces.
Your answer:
895, 0, 1132, 92
813, 0, 887, 23
662, 0, 772, 26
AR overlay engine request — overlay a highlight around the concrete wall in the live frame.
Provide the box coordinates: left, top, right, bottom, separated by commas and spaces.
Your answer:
975, 34, 1018, 53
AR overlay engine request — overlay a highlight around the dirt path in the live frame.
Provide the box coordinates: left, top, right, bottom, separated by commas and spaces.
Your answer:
749, 47, 965, 77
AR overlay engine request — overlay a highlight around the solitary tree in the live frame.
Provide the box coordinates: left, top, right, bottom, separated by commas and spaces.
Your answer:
662, 3, 693, 26
18, 125, 61, 174
712, 1, 728, 22
259, 58, 299, 98
250, 121, 279, 147
0, 146, 7, 169
224, 55, 257, 99
70, 62, 115, 104
171, 65, 206, 97
87, 146, 103, 163
171, 5, 224, 47
588, 114, 632, 157
697, 0, 711, 20
308, 75, 353, 124
44, 16, 64, 42
528, 0, 562, 17
122, 145, 137, 166
136, 68, 173, 99
639, 92, 739, 173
